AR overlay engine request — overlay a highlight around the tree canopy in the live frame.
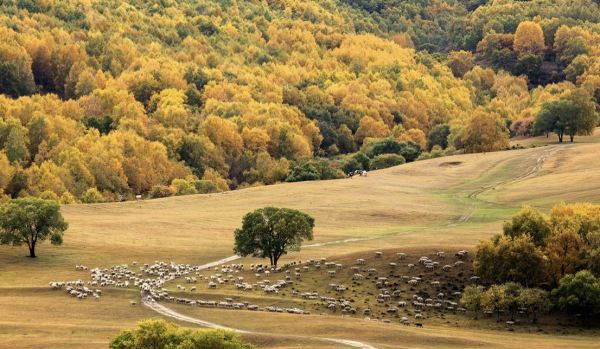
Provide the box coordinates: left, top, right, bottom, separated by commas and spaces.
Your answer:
233, 207, 315, 266
0, 0, 598, 202
110, 319, 254, 349
0, 197, 68, 257
552, 270, 600, 327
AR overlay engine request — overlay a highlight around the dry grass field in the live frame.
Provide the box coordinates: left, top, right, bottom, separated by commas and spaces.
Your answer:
1, 131, 600, 349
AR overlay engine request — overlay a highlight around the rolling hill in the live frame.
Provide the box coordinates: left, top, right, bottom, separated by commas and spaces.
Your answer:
1, 135, 600, 348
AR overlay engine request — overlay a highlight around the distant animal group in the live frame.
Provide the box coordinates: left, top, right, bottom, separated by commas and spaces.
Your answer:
348, 170, 367, 178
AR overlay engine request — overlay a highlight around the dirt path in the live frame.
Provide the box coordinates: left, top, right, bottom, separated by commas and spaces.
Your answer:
142, 256, 379, 349
139, 150, 555, 349
449, 148, 553, 227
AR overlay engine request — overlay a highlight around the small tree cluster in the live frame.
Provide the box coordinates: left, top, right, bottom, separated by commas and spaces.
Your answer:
110, 319, 254, 349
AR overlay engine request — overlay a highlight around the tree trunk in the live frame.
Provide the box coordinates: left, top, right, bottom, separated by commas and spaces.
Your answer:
569, 134, 574, 142
558, 133, 563, 143
28, 243, 36, 258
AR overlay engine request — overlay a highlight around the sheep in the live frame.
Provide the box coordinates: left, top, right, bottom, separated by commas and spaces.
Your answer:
397, 252, 407, 260
356, 258, 366, 265
374, 251, 383, 258
130, 300, 137, 306
353, 273, 364, 281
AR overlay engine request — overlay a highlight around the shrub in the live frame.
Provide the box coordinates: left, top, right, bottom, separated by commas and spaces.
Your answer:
110, 319, 254, 349
286, 161, 320, 182
59, 192, 77, 204
369, 153, 406, 170
364, 138, 421, 162
149, 185, 175, 198
39, 190, 59, 201
171, 179, 198, 196
342, 157, 362, 174
194, 180, 218, 194
80, 188, 105, 203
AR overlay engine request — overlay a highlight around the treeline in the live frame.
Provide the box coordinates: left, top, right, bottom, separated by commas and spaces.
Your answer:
466, 203, 600, 326
0, 0, 598, 202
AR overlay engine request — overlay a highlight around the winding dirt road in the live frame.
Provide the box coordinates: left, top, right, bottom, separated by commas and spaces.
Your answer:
141, 149, 554, 349
142, 254, 379, 349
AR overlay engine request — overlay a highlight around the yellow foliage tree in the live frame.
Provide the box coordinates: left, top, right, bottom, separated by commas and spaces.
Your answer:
514, 21, 546, 57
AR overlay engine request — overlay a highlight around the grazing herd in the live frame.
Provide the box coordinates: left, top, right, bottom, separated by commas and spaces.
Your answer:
49, 249, 475, 327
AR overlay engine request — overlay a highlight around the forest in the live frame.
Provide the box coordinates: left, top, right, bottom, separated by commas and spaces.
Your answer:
0, 0, 599, 202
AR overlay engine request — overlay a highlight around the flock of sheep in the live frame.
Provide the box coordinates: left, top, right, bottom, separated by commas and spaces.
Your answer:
49, 249, 476, 326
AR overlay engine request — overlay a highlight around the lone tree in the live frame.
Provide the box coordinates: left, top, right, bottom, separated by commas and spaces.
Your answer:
0, 198, 68, 257
233, 207, 314, 267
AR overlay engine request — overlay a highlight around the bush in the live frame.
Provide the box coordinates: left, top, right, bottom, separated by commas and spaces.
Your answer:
286, 158, 344, 182
342, 157, 362, 174
194, 180, 218, 194
369, 154, 406, 170
551, 270, 600, 327
39, 190, 59, 201
149, 185, 175, 198
110, 319, 254, 349
286, 161, 320, 182
80, 188, 105, 203
171, 179, 198, 196
59, 192, 77, 204
364, 138, 421, 162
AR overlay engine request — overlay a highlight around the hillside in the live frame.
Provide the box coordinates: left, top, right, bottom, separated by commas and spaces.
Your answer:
1, 138, 600, 348
0, 0, 599, 203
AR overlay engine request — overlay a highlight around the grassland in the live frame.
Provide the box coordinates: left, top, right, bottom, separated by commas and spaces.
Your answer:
1, 130, 600, 348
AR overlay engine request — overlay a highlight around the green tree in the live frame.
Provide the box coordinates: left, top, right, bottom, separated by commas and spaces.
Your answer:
460, 284, 484, 319
426, 124, 450, 151
503, 282, 522, 321
342, 157, 362, 174
286, 161, 320, 182
6, 168, 28, 198
0, 44, 36, 97
482, 284, 507, 322
518, 288, 551, 323
0, 198, 68, 257
171, 179, 198, 196
110, 319, 254, 349
502, 205, 551, 246
80, 188, 105, 203
551, 270, 600, 327
535, 90, 597, 143
369, 153, 406, 170
474, 235, 545, 287
5, 127, 30, 164
233, 207, 314, 266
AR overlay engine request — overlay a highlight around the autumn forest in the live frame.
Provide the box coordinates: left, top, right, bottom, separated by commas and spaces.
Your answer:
0, 0, 599, 203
